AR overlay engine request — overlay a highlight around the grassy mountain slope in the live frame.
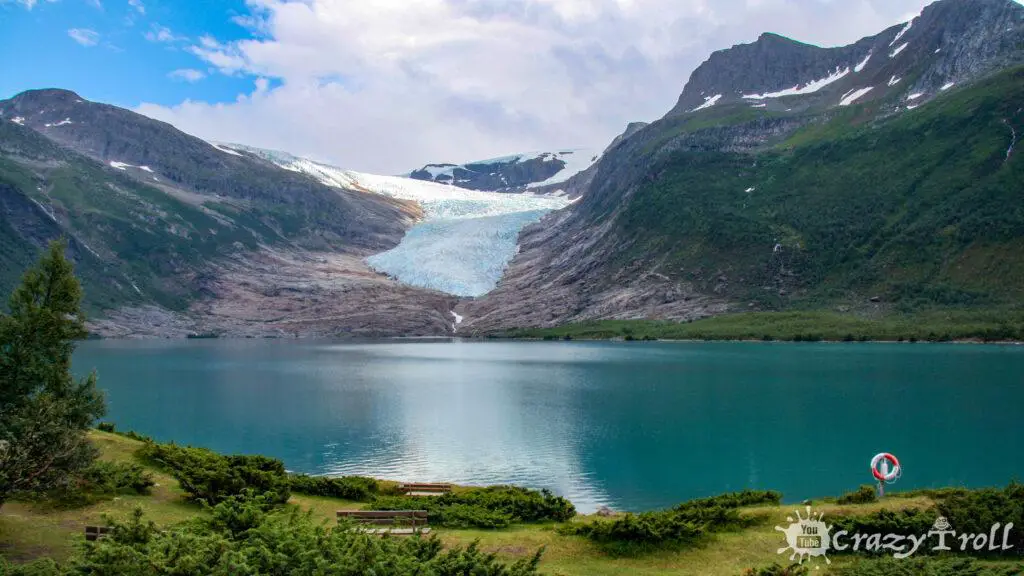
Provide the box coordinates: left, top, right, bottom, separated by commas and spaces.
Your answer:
618, 66, 1024, 310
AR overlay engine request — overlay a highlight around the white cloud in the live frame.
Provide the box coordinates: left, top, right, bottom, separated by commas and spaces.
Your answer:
4, 0, 57, 9
87, 0, 103, 8
128, 0, 143, 14
137, 0, 941, 174
168, 68, 206, 83
145, 24, 185, 43
68, 28, 100, 47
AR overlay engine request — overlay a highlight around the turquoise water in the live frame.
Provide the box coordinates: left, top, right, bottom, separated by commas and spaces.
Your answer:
73, 339, 1024, 513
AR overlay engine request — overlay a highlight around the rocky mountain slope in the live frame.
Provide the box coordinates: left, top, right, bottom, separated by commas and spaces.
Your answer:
669, 0, 1023, 115
0, 90, 456, 337
459, 0, 1024, 333
408, 150, 599, 192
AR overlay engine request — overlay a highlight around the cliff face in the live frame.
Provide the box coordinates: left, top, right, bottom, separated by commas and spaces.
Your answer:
458, 0, 1024, 334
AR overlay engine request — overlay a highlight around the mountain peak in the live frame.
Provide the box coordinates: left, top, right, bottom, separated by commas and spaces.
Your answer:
10, 88, 85, 104
667, 0, 1024, 116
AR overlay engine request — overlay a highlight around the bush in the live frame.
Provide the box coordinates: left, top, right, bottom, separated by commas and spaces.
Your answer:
46, 461, 154, 508
740, 564, 809, 576
288, 474, 378, 501
831, 508, 938, 555
368, 485, 575, 529
137, 441, 290, 505
96, 422, 116, 433
837, 485, 878, 505
566, 510, 705, 553
831, 557, 1022, 576
832, 483, 1024, 558
936, 483, 1024, 556
564, 490, 780, 553
0, 500, 545, 575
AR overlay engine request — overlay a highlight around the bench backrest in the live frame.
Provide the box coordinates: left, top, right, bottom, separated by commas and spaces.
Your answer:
399, 483, 452, 492
337, 510, 429, 525
84, 526, 112, 541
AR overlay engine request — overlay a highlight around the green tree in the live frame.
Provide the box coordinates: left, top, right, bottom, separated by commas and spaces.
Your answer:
0, 240, 105, 508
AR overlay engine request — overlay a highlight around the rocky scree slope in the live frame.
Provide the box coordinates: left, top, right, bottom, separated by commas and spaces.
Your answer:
459, 0, 1024, 333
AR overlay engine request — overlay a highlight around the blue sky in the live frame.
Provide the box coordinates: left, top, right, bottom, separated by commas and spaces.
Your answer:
0, 0, 260, 107
1, 0, 994, 174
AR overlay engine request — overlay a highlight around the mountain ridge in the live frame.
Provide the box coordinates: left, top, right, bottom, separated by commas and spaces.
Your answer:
457, 0, 1024, 333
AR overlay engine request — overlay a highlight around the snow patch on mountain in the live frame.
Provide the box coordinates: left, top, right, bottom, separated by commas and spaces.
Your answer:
854, 53, 872, 72
691, 94, 722, 112
525, 149, 600, 189
839, 87, 874, 106
890, 20, 914, 47
742, 66, 849, 100
890, 43, 909, 58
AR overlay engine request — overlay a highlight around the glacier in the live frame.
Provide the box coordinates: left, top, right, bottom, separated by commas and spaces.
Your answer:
217, 143, 572, 297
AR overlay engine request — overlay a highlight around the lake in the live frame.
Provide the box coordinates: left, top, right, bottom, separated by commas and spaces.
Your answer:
73, 339, 1024, 513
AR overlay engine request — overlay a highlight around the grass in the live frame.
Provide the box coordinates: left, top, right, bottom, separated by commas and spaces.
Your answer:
496, 309, 1024, 342
1, 431, 1020, 575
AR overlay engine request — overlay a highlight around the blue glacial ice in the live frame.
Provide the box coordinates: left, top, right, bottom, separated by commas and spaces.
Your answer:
221, 147, 575, 298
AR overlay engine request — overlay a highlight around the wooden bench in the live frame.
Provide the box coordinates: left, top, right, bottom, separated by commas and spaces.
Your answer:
336, 510, 430, 535
84, 526, 111, 541
398, 482, 453, 496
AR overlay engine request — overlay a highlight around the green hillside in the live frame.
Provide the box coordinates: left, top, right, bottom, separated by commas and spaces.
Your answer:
617, 66, 1024, 312
0, 122, 277, 313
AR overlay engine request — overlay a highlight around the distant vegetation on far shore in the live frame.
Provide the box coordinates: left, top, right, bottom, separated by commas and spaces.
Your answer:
495, 309, 1024, 343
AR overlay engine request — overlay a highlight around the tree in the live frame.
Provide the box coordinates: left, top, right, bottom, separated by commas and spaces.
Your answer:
0, 240, 105, 508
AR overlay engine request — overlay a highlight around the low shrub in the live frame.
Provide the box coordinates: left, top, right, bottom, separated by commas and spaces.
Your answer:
96, 422, 116, 433
832, 483, 1024, 558
565, 510, 705, 553
368, 485, 575, 529
837, 485, 878, 505
288, 474, 378, 501
936, 483, 1024, 556
0, 499, 545, 575
137, 441, 290, 505
830, 557, 1022, 576
564, 490, 781, 553
740, 564, 809, 576
46, 461, 154, 508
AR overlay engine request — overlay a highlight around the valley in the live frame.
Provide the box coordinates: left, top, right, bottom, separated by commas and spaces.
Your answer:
1, 0, 1022, 340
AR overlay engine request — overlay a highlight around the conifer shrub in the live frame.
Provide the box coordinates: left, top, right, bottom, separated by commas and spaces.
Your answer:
563, 490, 781, 553
740, 564, 809, 576
837, 485, 878, 505
830, 557, 1022, 575
0, 499, 545, 575
288, 473, 378, 501
47, 461, 154, 507
368, 485, 575, 529
136, 441, 290, 505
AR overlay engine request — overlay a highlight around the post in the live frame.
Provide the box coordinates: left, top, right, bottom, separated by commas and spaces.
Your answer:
878, 458, 889, 498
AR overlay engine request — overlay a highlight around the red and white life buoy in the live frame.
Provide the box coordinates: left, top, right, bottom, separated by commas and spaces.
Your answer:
871, 452, 901, 483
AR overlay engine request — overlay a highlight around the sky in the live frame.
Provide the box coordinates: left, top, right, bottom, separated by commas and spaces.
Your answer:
1, 0, 1007, 174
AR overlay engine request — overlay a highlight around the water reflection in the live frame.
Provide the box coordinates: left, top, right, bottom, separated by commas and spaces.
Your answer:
74, 339, 1024, 513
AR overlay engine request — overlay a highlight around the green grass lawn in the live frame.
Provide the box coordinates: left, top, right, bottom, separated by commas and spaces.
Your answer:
1, 431, 1019, 575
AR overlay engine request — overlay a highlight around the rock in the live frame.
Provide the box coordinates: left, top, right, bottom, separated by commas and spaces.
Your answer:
596, 506, 614, 517
870, 296, 881, 303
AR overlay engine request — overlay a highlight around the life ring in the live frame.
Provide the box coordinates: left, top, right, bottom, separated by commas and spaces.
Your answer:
871, 452, 901, 482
